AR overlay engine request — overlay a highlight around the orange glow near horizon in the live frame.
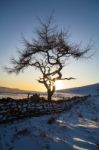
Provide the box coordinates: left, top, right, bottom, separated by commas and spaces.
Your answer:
1, 80, 65, 92
1, 84, 46, 92
0, 80, 46, 92
0, 71, 97, 92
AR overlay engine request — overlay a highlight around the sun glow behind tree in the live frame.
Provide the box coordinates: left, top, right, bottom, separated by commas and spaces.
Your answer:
55, 80, 64, 90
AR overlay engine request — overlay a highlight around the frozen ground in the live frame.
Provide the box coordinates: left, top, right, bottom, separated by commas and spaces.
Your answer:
0, 94, 99, 150
58, 83, 99, 96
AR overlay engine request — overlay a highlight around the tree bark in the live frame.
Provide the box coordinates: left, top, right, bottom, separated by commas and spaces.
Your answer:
47, 90, 52, 101
47, 85, 55, 101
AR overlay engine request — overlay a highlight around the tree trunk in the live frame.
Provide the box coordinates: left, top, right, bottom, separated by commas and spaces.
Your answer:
47, 85, 55, 101
47, 89, 52, 101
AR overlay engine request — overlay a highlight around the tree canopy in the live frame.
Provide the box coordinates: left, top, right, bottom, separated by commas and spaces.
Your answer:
6, 16, 91, 101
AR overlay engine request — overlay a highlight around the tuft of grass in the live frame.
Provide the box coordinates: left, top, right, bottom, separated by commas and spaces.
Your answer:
47, 116, 56, 124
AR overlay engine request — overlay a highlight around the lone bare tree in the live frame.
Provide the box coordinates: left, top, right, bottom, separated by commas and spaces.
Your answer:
6, 17, 91, 101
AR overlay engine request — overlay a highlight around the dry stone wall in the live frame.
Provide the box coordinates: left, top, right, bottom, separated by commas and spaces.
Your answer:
0, 96, 90, 123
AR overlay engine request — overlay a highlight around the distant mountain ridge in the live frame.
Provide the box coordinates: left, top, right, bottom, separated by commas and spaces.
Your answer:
58, 83, 99, 95
0, 86, 35, 94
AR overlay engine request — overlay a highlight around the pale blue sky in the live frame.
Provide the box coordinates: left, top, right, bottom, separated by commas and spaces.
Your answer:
0, 0, 99, 91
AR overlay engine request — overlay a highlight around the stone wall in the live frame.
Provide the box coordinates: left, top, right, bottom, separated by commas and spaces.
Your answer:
0, 96, 89, 123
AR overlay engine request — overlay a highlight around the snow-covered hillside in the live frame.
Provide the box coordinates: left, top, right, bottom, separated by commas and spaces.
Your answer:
58, 83, 99, 96
0, 84, 99, 150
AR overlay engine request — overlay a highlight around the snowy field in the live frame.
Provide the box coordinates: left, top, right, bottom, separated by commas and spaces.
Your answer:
0, 83, 99, 150
0, 95, 99, 150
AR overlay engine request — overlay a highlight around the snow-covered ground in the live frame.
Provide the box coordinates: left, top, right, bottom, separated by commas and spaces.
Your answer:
0, 94, 99, 150
58, 83, 99, 96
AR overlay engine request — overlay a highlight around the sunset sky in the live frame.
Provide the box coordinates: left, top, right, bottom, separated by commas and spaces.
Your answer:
0, 0, 99, 92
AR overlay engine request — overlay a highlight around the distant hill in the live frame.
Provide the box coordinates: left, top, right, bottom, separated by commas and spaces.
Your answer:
58, 83, 99, 96
0, 87, 35, 94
